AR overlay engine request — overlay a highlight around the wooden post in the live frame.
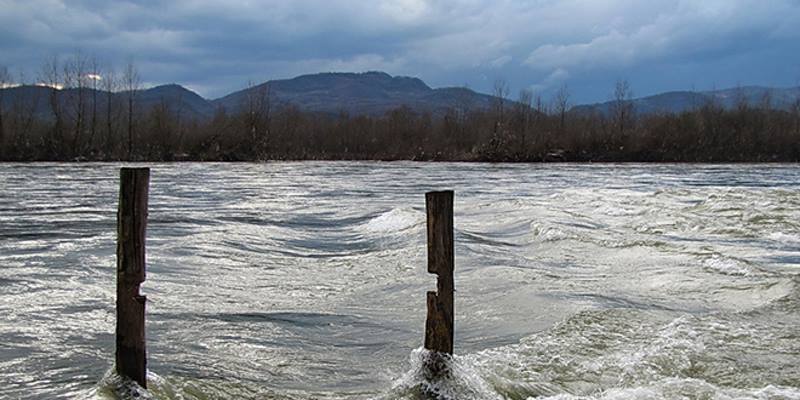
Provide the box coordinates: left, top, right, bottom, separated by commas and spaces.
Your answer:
424, 190, 454, 378
116, 167, 149, 388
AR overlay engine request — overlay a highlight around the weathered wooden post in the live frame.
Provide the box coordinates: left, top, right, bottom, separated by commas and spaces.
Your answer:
116, 167, 149, 388
423, 190, 454, 378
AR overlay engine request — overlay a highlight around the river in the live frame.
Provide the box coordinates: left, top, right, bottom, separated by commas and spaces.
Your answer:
0, 162, 798, 399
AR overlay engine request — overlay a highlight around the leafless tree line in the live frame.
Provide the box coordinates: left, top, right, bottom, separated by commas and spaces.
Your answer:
167, 84, 800, 162
1, 57, 799, 162
0, 54, 145, 160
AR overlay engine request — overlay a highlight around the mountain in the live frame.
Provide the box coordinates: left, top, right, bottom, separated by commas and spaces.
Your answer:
211, 71, 498, 116
133, 84, 216, 119
0, 72, 501, 120
0, 83, 214, 121
3, 73, 799, 122
572, 86, 800, 116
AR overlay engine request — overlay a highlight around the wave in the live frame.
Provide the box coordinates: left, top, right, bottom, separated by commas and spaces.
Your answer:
359, 207, 424, 234
82, 368, 153, 400
535, 379, 800, 400
768, 231, 800, 246
529, 221, 576, 242
382, 348, 503, 400
379, 309, 800, 400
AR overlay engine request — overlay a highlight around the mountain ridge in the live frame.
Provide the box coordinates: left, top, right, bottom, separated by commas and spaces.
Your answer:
210, 71, 496, 116
573, 86, 800, 116
2, 72, 799, 121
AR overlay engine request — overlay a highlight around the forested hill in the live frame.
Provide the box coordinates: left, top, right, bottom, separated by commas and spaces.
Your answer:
212, 71, 498, 116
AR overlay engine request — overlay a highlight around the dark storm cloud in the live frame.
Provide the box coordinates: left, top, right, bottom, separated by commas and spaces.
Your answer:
1, 0, 798, 102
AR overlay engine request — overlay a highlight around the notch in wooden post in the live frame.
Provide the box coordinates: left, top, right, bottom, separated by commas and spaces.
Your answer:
116, 167, 149, 388
424, 190, 454, 359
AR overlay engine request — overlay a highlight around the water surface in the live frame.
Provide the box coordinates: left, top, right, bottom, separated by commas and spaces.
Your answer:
0, 162, 798, 399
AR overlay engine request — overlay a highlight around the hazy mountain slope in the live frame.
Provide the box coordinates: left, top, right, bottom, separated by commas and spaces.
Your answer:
573, 86, 800, 115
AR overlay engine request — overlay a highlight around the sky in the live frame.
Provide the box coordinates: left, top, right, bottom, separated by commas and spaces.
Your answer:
1, 0, 799, 104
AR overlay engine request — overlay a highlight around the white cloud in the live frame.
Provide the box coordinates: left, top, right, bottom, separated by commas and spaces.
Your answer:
524, 29, 654, 70
377, 0, 431, 24
523, 0, 800, 72
299, 54, 409, 75
529, 68, 570, 92
489, 55, 512, 69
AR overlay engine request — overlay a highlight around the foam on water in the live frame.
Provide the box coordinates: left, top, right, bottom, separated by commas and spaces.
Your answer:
400, 306, 800, 400
83, 369, 153, 400
384, 348, 503, 400
535, 379, 800, 400
702, 254, 755, 276
529, 221, 576, 242
360, 207, 424, 234
768, 231, 800, 246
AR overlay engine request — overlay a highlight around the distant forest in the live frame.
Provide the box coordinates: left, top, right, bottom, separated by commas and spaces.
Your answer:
1, 57, 800, 162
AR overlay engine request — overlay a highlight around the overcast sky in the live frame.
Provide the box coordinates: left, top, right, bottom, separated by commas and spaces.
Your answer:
2, 0, 799, 103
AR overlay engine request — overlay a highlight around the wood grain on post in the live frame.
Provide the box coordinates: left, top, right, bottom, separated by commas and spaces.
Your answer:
116, 167, 149, 388
424, 191, 454, 355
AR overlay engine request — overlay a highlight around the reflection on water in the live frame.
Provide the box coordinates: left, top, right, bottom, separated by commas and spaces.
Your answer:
0, 162, 798, 399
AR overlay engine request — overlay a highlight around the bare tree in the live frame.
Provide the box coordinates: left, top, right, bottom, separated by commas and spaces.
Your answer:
453, 85, 474, 151
40, 55, 64, 158
733, 85, 749, 113
10, 69, 39, 157
515, 88, 533, 156
87, 57, 100, 153
610, 79, 634, 141
63, 52, 89, 157
173, 88, 185, 155
102, 65, 118, 157
122, 61, 140, 159
0, 65, 9, 154
492, 79, 509, 137
553, 84, 570, 135
241, 80, 271, 157
148, 97, 174, 159
699, 86, 724, 151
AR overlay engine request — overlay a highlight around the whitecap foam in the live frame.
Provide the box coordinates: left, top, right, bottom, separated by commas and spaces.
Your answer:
383, 348, 503, 400
612, 316, 703, 383
360, 208, 423, 234
529, 222, 575, 242
702, 255, 754, 276
81, 368, 155, 400
378, 309, 799, 400
532, 378, 800, 400
767, 231, 800, 246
